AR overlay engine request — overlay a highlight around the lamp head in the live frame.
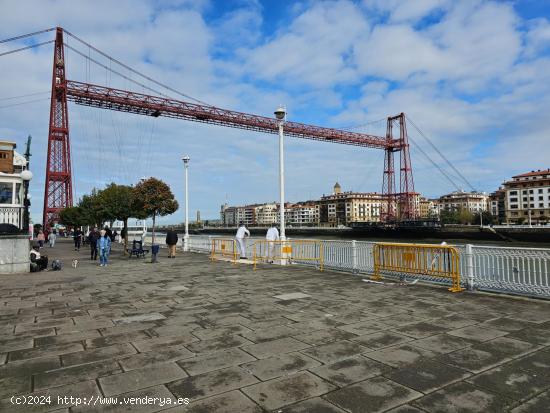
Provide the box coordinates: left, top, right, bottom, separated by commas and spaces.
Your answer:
182, 155, 190, 164
274, 105, 286, 120
21, 170, 33, 181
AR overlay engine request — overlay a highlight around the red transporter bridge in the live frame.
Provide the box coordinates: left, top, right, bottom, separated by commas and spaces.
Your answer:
43, 27, 415, 227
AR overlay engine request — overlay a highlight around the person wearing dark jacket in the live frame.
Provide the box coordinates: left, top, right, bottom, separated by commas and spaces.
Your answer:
88, 227, 100, 260
73, 228, 83, 251
165, 227, 178, 258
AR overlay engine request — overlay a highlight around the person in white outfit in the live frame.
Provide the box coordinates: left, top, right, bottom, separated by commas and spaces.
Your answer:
235, 222, 250, 259
265, 223, 279, 263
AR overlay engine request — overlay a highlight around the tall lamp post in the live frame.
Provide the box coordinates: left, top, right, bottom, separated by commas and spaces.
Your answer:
21, 169, 33, 233
182, 155, 190, 251
274, 106, 288, 265
274, 106, 286, 241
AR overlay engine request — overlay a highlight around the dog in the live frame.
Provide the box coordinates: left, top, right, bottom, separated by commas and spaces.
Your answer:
72, 259, 78, 268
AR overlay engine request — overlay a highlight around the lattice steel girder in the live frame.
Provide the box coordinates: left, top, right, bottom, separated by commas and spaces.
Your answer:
65, 80, 395, 150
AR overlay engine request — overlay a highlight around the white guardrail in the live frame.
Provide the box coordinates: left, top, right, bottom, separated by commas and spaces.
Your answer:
187, 235, 550, 299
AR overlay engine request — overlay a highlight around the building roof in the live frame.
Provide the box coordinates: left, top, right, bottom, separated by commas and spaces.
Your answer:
512, 169, 550, 178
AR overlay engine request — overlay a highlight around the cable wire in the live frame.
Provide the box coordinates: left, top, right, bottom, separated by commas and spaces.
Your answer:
0, 91, 50, 101
0, 40, 54, 57
407, 115, 476, 191
64, 43, 167, 97
408, 135, 462, 192
0, 98, 50, 109
63, 29, 209, 104
0, 28, 55, 44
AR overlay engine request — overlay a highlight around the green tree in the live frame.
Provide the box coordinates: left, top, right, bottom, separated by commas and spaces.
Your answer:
473, 211, 494, 226
100, 183, 147, 255
78, 189, 111, 227
457, 208, 474, 225
59, 206, 86, 228
132, 178, 179, 256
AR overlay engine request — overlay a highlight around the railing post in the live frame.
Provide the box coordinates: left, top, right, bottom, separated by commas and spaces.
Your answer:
465, 244, 475, 291
352, 240, 358, 274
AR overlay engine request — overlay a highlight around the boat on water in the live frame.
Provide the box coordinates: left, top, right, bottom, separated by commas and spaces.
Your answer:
107, 219, 148, 241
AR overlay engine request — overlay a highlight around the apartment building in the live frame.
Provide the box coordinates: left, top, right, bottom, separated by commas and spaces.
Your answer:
503, 169, 550, 224
436, 190, 488, 214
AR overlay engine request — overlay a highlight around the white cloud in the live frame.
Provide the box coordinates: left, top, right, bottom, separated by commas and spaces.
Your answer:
237, 0, 368, 87
363, 0, 452, 23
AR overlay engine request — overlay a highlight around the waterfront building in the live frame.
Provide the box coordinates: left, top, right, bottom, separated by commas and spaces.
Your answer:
0, 141, 27, 228
418, 196, 436, 219
503, 169, 550, 224
254, 203, 278, 225
489, 189, 506, 223
436, 190, 488, 214
287, 202, 320, 226
319, 183, 384, 226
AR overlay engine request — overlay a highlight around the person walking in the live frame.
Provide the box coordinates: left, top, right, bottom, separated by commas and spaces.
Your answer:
37, 230, 45, 248
235, 222, 250, 259
165, 227, 178, 258
265, 223, 280, 264
88, 227, 99, 260
73, 228, 82, 251
104, 227, 114, 242
48, 229, 57, 248
97, 229, 111, 267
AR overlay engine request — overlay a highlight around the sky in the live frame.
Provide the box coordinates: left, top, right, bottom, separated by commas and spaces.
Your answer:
0, 0, 549, 223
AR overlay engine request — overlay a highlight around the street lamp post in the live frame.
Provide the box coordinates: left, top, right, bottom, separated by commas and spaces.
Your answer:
182, 155, 190, 251
274, 105, 287, 265
21, 169, 33, 233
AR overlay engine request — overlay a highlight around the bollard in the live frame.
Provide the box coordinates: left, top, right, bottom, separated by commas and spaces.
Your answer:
465, 244, 475, 290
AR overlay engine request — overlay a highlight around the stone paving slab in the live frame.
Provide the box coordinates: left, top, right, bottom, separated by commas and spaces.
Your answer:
1, 240, 550, 412
242, 371, 336, 410
325, 376, 423, 413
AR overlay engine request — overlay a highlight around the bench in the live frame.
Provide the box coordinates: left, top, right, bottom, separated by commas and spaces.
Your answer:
127, 240, 149, 258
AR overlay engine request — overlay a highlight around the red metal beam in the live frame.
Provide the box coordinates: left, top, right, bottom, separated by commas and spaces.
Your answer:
65, 80, 394, 149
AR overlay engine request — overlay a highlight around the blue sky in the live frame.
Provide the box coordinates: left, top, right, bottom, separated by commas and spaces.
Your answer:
1, 0, 550, 223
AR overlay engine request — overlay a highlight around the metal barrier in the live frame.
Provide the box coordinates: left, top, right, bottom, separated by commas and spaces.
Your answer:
252, 240, 323, 271
373, 242, 464, 293
210, 238, 238, 264
189, 235, 550, 299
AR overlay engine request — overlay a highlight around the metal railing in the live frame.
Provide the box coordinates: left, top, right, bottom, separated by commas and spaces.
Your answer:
373, 242, 464, 292
187, 235, 550, 299
252, 239, 323, 271
210, 238, 238, 264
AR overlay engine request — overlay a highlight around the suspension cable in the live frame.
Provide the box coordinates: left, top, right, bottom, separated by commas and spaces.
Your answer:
63, 29, 209, 104
64, 43, 167, 97
340, 117, 387, 131
0, 40, 54, 57
408, 134, 463, 192
407, 115, 476, 191
0, 28, 55, 44
0, 91, 50, 101
0, 98, 50, 109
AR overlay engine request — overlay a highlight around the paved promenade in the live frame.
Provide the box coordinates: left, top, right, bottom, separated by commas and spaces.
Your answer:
1, 239, 550, 412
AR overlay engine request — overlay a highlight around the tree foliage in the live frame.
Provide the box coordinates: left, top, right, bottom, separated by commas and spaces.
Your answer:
59, 206, 86, 228
133, 177, 178, 250
100, 183, 147, 254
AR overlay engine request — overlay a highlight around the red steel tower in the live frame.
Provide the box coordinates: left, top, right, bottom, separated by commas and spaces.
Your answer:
43, 27, 73, 227
381, 113, 416, 222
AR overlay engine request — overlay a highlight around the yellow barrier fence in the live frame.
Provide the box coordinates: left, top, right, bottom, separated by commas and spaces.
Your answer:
373, 242, 464, 292
210, 238, 238, 264
252, 240, 323, 271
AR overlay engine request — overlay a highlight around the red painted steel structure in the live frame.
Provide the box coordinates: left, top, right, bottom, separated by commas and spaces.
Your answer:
43, 27, 415, 225
43, 28, 73, 227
